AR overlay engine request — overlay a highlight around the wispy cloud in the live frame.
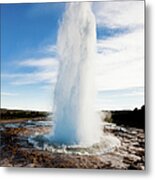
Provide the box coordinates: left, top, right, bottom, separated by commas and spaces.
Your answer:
94, 0, 144, 92
98, 86, 144, 97
38, 44, 57, 56
44, 45, 57, 54
97, 44, 119, 55
3, 57, 58, 85
93, 1, 144, 28
96, 26, 144, 91
18, 57, 58, 68
96, 86, 144, 110
3, 24, 144, 90
1, 1, 144, 111
97, 26, 131, 40
1, 92, 18, 96
3, 71, 57, 85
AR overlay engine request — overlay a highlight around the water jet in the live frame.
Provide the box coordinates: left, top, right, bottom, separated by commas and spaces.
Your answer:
51, 2, 101, 146
30, 2, 120, 155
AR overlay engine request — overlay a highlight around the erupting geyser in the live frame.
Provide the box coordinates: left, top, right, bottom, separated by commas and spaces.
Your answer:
29, 2, 120, 153
51, 2, 102, 146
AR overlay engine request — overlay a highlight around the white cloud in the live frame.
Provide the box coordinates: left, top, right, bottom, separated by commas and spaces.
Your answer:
4, 25, 144, 90
1, 92, 18, 96
3, 71, 57, 85
12, 72, 56, 85
93, 1, 144, 92
96, 27, 144, 91
2, 1, 144, 102
38, 44, 57, 55
1, 2, 145, 111
44, 45, 57, 54
3, 57, 58, 85
93, 1, 144, 28
18, 57, 58, 68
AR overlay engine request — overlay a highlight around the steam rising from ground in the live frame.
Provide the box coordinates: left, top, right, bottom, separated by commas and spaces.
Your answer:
50, 2, 102, 146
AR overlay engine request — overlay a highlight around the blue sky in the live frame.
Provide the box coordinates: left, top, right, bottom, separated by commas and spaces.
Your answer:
1, 1, 144, 111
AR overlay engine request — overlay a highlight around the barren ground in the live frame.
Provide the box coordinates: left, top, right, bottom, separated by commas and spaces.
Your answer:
0, 118, 145, 169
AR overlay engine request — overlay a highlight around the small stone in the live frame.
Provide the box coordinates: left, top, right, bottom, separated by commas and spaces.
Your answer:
26, 163, 36, 167
139, 165, 145, 170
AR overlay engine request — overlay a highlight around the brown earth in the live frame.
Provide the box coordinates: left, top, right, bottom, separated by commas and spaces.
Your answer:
0, 119, 145, 169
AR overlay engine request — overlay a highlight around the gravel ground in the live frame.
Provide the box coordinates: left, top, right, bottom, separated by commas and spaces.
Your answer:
0, 119, 145, 169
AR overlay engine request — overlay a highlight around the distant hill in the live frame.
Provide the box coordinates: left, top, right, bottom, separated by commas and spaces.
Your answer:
103, 105, 145, 129
0, 108, 49, 120
1, 106, 145, 129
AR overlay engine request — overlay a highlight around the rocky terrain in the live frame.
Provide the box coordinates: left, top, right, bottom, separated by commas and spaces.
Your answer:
0, 117, 145, 169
